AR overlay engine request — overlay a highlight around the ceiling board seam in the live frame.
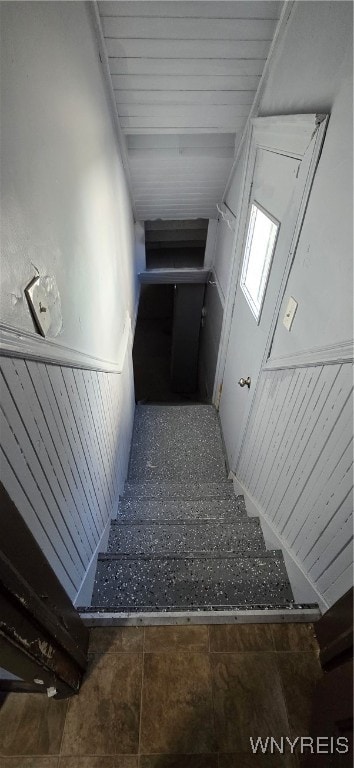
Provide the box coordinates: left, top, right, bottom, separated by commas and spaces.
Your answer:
115, 89, 256, 92
108, 57, 267, 61
118, 102, 254, 106
104, 38, 273, 41
104, 37, 273, 42
111, 73, 264, 76
101, 16, 279, 22
114, 89, 258, 93
123, 129, 242, 131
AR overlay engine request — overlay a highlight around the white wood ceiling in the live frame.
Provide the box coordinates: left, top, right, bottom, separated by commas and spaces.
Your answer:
98, 1, 282, 220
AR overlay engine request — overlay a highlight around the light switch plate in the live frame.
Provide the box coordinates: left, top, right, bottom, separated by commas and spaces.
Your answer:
25, 276, 52, 336
283, 296, 298, 331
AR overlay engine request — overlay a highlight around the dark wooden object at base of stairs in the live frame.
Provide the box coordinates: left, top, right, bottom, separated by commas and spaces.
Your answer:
0, 483, 89, 699
301, 589, 353, 766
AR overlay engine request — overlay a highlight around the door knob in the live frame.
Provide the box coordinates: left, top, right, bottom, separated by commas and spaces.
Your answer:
238, 376, 251, 389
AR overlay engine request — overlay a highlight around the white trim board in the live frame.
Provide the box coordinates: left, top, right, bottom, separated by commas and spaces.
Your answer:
132, 284, 141, 336
0, 311, 132, 374
210, 268, 226, 311
204, 219, 219, 270
230, 472, 329, 615
265, 339, 354, 371
74, 516, 111, 608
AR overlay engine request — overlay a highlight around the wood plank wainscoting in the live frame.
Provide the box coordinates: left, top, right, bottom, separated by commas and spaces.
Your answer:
234, 360, 353, 611
0, 348, 135, 604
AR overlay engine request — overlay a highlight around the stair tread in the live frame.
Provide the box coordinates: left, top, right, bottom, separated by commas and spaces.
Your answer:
107, 519, 265, 554
128, 405, 227, 483
92, 550, 294, 609
90, 404, 295, 616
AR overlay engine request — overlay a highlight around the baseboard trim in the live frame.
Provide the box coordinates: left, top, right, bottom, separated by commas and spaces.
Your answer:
74, 517, 112, 607
230, 473, 329, 615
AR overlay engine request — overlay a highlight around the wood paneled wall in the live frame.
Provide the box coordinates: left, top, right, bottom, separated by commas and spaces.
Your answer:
97, 0, 282, 219
237, 362, 354, 608
0, 352, 135, 601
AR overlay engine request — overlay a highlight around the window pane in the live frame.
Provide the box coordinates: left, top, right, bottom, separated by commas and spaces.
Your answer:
240, 202, 279, 322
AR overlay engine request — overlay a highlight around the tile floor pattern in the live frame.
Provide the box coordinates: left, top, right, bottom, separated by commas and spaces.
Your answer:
0, 623, 322, 767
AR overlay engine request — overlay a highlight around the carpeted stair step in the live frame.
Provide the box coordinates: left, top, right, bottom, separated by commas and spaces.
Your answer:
117, 495, 247, 522
89, 403, 300, 619
107, 518, 265, 555
122, 481, 236, 501
128, 405, 228, 483
92, 550, 294, 610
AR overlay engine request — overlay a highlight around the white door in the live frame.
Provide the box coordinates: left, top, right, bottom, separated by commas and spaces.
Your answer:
218, 115, 328, 471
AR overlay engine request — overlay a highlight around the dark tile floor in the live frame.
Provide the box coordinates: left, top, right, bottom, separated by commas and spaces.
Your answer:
0, 623, 322, 768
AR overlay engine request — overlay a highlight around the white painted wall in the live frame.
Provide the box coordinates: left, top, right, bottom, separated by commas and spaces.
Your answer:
217, 0, 353, 609
215, 1, 353, 357
0, 1, 137, 363
0, 2, 138, 602
262, 1, 353, 360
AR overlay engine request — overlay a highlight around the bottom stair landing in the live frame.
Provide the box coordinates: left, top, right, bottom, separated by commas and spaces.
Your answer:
80, 406, 320, 624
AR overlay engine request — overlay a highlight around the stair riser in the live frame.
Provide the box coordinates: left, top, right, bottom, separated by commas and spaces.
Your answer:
107, 520, 265, 555
123, 482, 236, 500
118, 498, 247, 522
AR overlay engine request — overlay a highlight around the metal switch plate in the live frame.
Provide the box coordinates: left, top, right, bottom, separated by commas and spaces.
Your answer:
283, 296, 298, 331
25, 276, 52, 336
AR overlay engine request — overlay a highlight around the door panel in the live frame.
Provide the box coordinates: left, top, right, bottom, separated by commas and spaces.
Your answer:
220, 147, 300, 465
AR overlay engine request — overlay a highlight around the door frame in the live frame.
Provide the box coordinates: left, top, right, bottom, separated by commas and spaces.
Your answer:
0, 483, 89, 699
213, 113, 329, 470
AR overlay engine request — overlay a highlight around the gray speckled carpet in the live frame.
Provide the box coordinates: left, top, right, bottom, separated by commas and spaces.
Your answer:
91, 405, 295, 612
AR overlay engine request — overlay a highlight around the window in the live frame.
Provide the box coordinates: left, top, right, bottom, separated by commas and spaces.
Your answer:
240, 202, 279, 323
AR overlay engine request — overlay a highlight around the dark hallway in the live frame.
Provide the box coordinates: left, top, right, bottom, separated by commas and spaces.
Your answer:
133, 282, 207, 403
133, 284, 176, 403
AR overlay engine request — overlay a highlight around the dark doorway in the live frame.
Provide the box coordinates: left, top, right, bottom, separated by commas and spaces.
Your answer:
133, 283, 206, 403
133, 284, 175, 403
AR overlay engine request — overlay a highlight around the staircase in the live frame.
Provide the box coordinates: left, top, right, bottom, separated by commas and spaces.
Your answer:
86, 405, 318, 621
